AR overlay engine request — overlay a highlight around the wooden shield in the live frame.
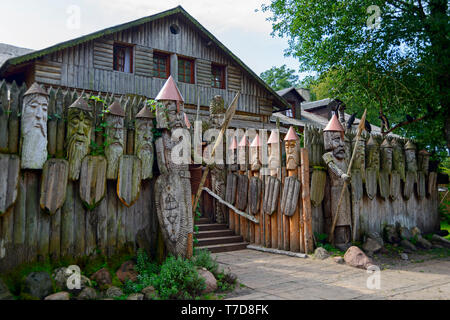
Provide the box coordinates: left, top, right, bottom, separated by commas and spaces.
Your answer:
249, 176, 262, 215
225, 172, 237, 205
403, 171, 416, 200
117, 155, 142, 207
378, 170, 390, 200
365, 168, 378, 200
263, 176, 280, 215
0, 154, 20, 216
236, 174, 248, 211
40, 159, 69, 215
390, 172, 401, 201
79, 155, 107, 209
427, 172, 437, 196
310, 170, 326, 207
416, 171, 426, 199
280, 176, 300, 217
351, 170, 363, 201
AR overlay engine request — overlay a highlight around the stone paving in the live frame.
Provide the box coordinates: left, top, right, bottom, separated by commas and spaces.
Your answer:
213, 249, 450, 300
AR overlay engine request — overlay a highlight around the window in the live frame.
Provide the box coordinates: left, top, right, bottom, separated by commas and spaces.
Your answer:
285, 103, 295, 118
153, 52, 170, 79
285, 109, 293, 118
211, 64, 225, 89
178, 57, 194, 84
113, 43, 133, 73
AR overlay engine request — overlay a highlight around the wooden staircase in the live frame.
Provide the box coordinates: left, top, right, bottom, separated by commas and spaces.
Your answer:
195, 217, 248, 253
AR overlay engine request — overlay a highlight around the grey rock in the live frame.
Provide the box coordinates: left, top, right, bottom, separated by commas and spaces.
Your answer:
362, 237, 382, 255
400, 253, 409, 261
77, 287, 97, 300
0, 279, 14, 300
400, 239, 417, 251
23, 271, 53, 299
127, 293, 144, 300
344, 246, 374, 269
432, 243, 443, 249
431, 234, 450, 248
416, 236, 432, 250
367, 232, 384, 246
399, 227, 413, 240
314, 247, 330, 260
53, 267, 91, 293
141, 286, 156, 300
384, 225, 400, 243
105, 286, 123, 299
91, 268, 112, 290
197, 268, 217, 294
333, 256, 345, 264
44, 291, 70, 300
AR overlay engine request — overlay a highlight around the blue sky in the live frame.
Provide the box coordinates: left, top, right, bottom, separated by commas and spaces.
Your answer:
0, 0, 310, 80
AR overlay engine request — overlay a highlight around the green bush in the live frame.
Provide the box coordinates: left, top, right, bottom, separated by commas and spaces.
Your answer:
192, 249, 219, 277
151, 255, 205, 300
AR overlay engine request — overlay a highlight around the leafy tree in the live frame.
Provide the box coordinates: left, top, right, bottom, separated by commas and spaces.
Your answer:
260, 64, 300, 91
261, 0, 449, 157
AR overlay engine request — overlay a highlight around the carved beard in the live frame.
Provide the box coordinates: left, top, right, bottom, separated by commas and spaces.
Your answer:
137, 143, 154, 180
105, 143, 123, 179
67, 134, 89, 180
22, 128, 47, 169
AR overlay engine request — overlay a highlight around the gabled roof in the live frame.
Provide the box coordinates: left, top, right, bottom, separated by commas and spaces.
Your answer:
276, 87, 306, 102
0, 6, 290, 109
0, 43, 34, 68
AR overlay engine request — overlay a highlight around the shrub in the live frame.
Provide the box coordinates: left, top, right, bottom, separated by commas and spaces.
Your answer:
192, 249, 219, 277
151, 255, 205, 300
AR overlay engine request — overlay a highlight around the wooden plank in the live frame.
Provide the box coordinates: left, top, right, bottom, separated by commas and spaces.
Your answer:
300, 148, 314, 254
107, 181, 117, 256
117, 155, 142, 207
0, 154, 20, 216
0, 81, 9, 152
8, 81, 20, 154
49, 208, 61, 261
40, 159, 69, 215
79, 156, 107, 209
13, 172, 26, 246
73, 180, 86, 258
61, 181, 74, 257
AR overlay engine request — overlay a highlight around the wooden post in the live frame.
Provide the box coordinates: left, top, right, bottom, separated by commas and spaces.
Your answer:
252, 171, 259, 245
264, 176, 271, 248
279, 167, 286, 250
288, 168, 300, 252
301, 148, 314, 254
298, 168, 305, 253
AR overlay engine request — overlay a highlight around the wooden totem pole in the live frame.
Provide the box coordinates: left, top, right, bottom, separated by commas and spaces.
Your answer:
105, 100, 126, 180
404, 140, 417, 200
417, 149, 430, 199
154, 76, 193, 259
249, 133, 262, 245
226, 136, 239, 233
236, 134, 249, 241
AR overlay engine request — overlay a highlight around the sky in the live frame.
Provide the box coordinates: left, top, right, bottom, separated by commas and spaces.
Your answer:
0, 0, 309, 80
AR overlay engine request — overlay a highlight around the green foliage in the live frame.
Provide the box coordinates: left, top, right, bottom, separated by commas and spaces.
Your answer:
314, 232, 344, 255
151, 255, 205, 300
261, 0, 450, 154
192, 249, 219, 277
215, 273, 236, 293
88, 95, 110, 156
260, 64, 300, 91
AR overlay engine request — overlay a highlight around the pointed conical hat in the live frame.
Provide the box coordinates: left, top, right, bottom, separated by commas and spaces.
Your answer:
229, 136, 238, 150
250, 134, 261, 147
238, 135, 248, 147
69, 96, 91, 111
24, 82, 48, 97
324, 114, 344, 132
267, 130, 279, 144
184, 113, 191, 128
155, 75, 184, 102
284, 126, 298, 141
107, 100, 125, 117
136, 105, 154, 119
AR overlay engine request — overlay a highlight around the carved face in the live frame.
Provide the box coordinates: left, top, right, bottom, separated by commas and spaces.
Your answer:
285, 140, 300, 169
366, 144, 380, 170
405, 149, 417, 172
327, 132, 346, 160
161, 185, 180, 243
353, 137, 365, 170
157, 100, 185, 129
105, 115, 124, 179
238, 146, 248, 171
381, 146, 393, 171
135, 119, 154, 180
268, 144, 280, 171
211, 113, 225, 128
21, 94, 48, 169
67, 109, 93, 179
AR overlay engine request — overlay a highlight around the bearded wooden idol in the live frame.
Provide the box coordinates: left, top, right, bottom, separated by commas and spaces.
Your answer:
20, 82, 49, 169
66, 97, 93, 180
322, 114, 351, 247
105, 100, 125, 180
134, 105, 154, 180
154, 76, 193, 258
404, 140, 417, 200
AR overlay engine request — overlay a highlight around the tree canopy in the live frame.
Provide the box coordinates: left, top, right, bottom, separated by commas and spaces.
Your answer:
261, 0, 449, 158
260, 64, 300, 91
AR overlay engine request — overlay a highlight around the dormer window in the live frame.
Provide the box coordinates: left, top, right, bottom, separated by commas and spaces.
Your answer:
113, 43, 133, 73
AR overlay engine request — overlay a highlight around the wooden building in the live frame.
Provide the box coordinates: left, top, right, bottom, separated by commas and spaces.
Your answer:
0, 6, 290, 129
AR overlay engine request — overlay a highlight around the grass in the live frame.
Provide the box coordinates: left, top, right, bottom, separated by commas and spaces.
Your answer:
441, 221, 450, 240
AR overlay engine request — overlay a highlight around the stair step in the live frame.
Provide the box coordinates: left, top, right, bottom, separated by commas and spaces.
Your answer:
197, 223, 228, 231
201, 242, 249, 253
196, 229, 234, 239
195, 217, 210, 224
196, 235, 244, 246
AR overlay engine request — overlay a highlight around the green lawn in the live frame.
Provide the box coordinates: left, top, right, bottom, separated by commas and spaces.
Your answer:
441, 221, 450, 240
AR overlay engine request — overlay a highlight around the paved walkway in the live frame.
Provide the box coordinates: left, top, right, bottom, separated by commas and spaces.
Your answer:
213, 249, 450, 300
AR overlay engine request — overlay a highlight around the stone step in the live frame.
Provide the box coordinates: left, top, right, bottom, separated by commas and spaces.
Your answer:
195, 217, 210, 224
197, 223, 228, 231
196, 229, 235, 239
201, 242, 249, 253
196, 235, 244, 247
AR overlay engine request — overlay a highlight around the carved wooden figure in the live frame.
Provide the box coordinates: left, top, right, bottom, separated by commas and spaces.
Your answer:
392, 139, 406, 182
365, 136, 379, 200
79, 156, 107, 209
134, 105, 155, 180
117, 155, 142, 207
40, 159, 69, 215
0, 154, 20, 216
20, 82, 49, 169
403, 140, 417, 200
380, 139, 393, 200
105, 100, 125, 180
322, 115, 351, 246
417, 149, 430, 199
66, 97, 93, 180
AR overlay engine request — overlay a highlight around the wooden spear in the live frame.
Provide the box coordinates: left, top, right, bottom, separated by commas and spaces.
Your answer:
192, 92, 241, 214
328, 109, 367, 244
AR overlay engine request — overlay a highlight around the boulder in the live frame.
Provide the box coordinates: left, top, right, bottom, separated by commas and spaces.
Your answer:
116, 261, 138, 283
127, 293, 144, 300
436, 230, 449, 237
362, 237, 382, 255
335, 242, 352, 252
400, 239, 417, 251
141, 286, 156, 300
44, 292, 70, 300
384, 225, 400, 243
0, 279, 14, 300
400, 253, 409, 261
23, 271, 53, 299
431, 234, 450, 248
197, 268, 217, 294
416, 236, 432, 250
333, 256, 345, 264
343, 246, 374, 270
105, 286, 123, 299
77, 287, 97, 300
367, 232, 384, 246
313, 247, 330, 260
399, 227, 413, 240
91, 268, 112, 290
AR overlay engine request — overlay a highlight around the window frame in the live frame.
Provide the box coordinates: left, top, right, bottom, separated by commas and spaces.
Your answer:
211, 63, 226, 89
153, 51, 171, 79
178, 57, 195, 84
113, 42, 134, 73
